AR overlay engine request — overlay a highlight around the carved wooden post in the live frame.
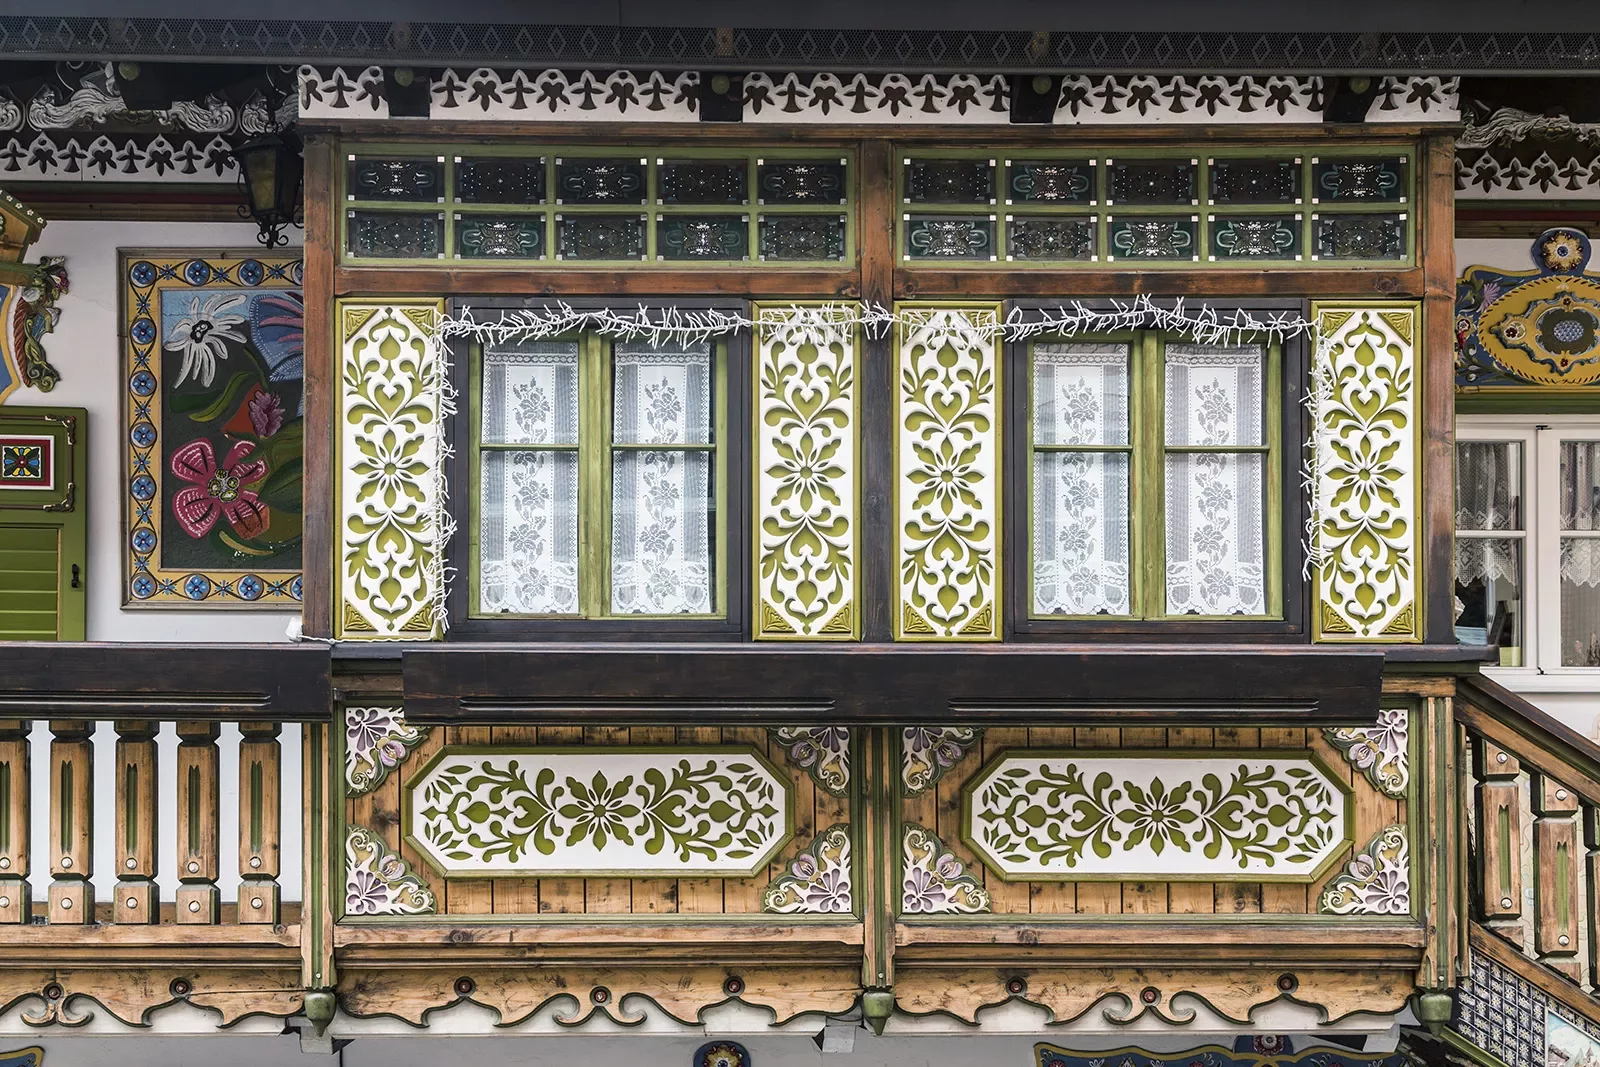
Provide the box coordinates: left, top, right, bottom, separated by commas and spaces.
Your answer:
48, 720, 93, 924
1533, 772, 1582, 979
237, 722, 281, 924
1474, 739, 1524, 946
1586, 803, 1600, 996
0, 721, 30, 923
113, 721, 159, 924
175, 721, 220, 924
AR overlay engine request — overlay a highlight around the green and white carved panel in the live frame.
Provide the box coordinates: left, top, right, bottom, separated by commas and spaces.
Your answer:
753, 304, 858, 639
1311, 302, 1420, 642
404, 746, 793, 878
894, 303, 1002, 640
337, 299, 448, 640
963, 750, 1351, 881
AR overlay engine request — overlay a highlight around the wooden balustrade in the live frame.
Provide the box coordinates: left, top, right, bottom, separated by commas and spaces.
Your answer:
0, 720, 28, 923
238, 722, 281, 925
114, 720, 159, 924
49, 719, 93, 924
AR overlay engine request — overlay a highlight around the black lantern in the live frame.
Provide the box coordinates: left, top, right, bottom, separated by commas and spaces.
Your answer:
230, 129, 304, 248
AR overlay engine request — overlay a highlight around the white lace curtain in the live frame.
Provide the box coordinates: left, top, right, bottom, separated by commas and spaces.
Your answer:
1454, 441, 1521, 586
1563, 441, 1600, 589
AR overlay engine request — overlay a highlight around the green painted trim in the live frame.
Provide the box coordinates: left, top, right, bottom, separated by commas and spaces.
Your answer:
957, 747, 1357, 885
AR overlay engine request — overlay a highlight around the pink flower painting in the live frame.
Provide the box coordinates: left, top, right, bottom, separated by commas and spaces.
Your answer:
170, 439, 271, 539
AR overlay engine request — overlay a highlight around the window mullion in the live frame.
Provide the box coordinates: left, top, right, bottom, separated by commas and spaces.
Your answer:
1264, 337, 1283, 619
579, 333, 611, 619
1141, 331, 1165, 620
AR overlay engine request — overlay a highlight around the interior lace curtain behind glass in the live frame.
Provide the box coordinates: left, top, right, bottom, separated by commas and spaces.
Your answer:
478, 341, 580, 614
611, 340, 715, 615
1561, 441, 1600, 664
1164, 344, 1266, 616
1031, 342, 1131, 616
1453, 440, 1522, 650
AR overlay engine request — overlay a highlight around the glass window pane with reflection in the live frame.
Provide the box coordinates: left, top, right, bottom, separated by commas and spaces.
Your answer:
1561, 441, 1600, 665
1455, 441, 1524, 658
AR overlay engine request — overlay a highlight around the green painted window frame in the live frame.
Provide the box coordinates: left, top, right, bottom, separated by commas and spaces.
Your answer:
896, 143, 1415, 270
466, 333, 730, 621
0, 406, 87, 642
341, 144, 856, 268
1023, 330, 1283, 621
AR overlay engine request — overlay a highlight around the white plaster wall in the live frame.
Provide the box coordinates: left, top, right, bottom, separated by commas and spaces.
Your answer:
8, 221, 302, 642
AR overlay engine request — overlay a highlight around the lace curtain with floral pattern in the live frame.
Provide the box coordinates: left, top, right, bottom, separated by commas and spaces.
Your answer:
1163, 345, 1266, 616
1455, 441, 1521, 585
1562, 441, 1600, 588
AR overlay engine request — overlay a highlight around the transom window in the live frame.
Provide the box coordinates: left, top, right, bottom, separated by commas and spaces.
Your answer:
470, 335, 726, 619
1026, 332, 1280, 619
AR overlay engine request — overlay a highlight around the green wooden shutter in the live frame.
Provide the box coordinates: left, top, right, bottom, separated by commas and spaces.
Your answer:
0, 407, 85, 641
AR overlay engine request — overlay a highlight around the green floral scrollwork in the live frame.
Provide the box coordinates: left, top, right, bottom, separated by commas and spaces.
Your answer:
761, 824, 852, 914
1319, 825, 1410, 914
345, 825, 435, 915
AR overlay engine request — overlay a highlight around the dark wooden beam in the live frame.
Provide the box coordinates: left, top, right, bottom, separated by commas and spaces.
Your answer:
402, 643, 1386, 725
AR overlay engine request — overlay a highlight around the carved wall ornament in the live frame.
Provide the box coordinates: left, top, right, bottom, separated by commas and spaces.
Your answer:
1318, 824, 1410, 914
345, 825, 436, 916
406, 746, 793, 877
894, 304, 1002, 640
1324, 708, 1409, 798
337, 300, 451, 638
1457, 229, 1600, 390
744, 72, 1008, 124
900, 823, 990, 914
768, 727, 850, 796
902, 726, 982, 795
964, 751, 1350, 879
0, 970, 302, 1028
753, 304, 858, 639
0, 1050, 40, 1067
695, 1042, 751, 1067
345, 705, 430, 796
1309, 302, 1420, 642
0, 256, 65, 400
761, 824, 852, 913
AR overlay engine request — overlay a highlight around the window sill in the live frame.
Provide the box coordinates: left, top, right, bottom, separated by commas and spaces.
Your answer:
1484, 667, 1600, 695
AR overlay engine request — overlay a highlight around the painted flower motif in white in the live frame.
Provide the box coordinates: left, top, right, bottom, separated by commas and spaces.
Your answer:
166, 292, 248, 388
1324, 708, 1409, 798
345, 825, 435, 915
345, 705, 429, 796
1319, 825, 1409, 915
901, 824, 990, 914
762, 824, 853, 914
770, 726, 850, 796
902, 726, 981, 795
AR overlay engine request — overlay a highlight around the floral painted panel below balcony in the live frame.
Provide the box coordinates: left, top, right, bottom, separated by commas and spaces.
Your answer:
758, 161, 848, 205
455, 157, 546, 204
1007, 217, 1095, 261
456, 215, 545, 259
348, 157, 444, 202
1312, 159, 1407, 202
556, 215, 645, 260
659, 216, 749, 260
1313, 214, 1406, 260
1108, 218, 1197, 260
1209, 159, 1301, 204
905, 159, 995, 204
1108, 160, 1197, 205
554, 158, 647, 204
905, 216, 994, 259
759, 215, 847, 261
659, 161, 748, 204
1210, 216, 1301, 260
347, 212, 444, 258
1006, 162, 1094, 205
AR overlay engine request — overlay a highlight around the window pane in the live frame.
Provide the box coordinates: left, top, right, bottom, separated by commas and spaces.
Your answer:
613, 342, 713, 445
1561, 441, 1600, 532
1562, 538, 1600, 665
481, 343, 579, 445
1164, 344, 1264, 446
1455, 537, 1522, 652
611, 450, 714, 615
1032, 343, 1130, 446
1032, 451, 1130, 615
478, 451, 579, 614
1165, 453, 1266, 615
1456, 441, 1523, 531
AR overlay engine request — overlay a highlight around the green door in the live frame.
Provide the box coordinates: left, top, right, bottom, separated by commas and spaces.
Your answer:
0, 407, 85, 640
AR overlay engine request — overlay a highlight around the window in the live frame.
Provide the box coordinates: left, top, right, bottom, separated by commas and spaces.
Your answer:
470, 334, 727, 619
1456, 419, 1600, 669
1025, 331, 1280, 620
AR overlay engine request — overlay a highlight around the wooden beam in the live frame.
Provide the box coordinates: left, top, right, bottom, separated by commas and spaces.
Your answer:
1421, 132, 1458, 645
301, 130, 338, 640
897, 268, 1426, 299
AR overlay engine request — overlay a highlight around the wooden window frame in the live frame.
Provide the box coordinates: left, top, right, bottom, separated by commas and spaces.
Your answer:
1004, 298, 1307, 640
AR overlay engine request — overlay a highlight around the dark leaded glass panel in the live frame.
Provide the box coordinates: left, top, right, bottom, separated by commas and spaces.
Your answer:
1007, 162, 1093, 204
349, 158, 443, 202
456, 157, 545, 204
456, 215, 545, 259
1007, 217, 1094, 261
556, 215, 645, 260
1210, 216, 1301, 259
659, 161, 748, 205
905, 160, 994, 204
1210, 159, 1300, 204
758, 161, 847, 204
1313, 214, 1406, 259
1108, 217, 1198, 260
1313, 159, 1405, 202
555, 159, 647, 204
1109, 161, 1196, 204
759, 215, 847, 261
905, 216, 994, 259
347, 212, 444, 258
659, 216, 749, 260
